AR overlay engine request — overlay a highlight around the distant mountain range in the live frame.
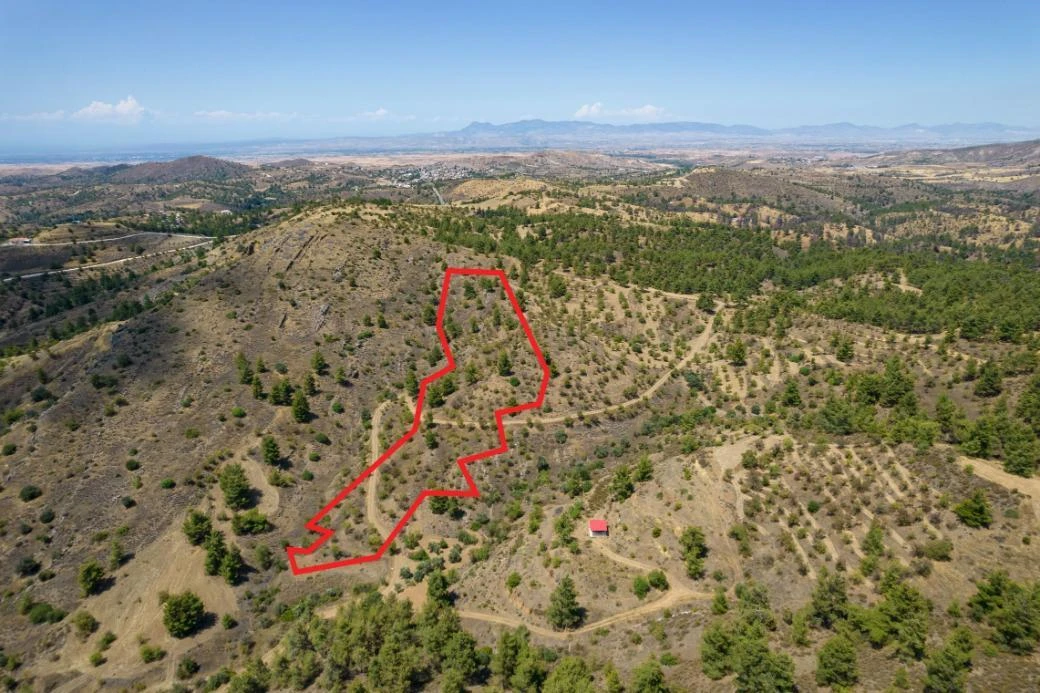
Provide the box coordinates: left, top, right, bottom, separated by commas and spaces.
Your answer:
3, 119, 1040, 163
444, 119, 1040, 147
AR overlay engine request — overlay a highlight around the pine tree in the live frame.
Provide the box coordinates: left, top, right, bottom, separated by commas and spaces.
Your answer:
405, 368, 419, 397
727, 339, 747, 366
311, 351, 327, 375
816, 634, 858, 688
634, 455, 653, 482
546, 576, 584, 630
974, 360, 1003, 397
291, 390, 311, 423
680, 526, 709, 579
251, 375, 264, 400
781, 379, 801, 406
219, 544, 244, 585
954, 491, 992, 528
1016, 374, 1040, 434
701, 621, 733, 679
924, 627, 973, 692
631, 656, 670, 693
543, 656, 595, 693
835, 338, 855, 363
611, 465, 634, 501
261, 436, 280, 466
809, 568, 849, 629
183, 510, 212, 545
235, 353, 253, 385
498, 351, 512, 376
203, 531, 226, 576
270, 378, 293, 405
219, 463, 252, 510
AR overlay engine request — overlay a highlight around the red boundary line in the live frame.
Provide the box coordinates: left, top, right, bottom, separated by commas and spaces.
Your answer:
287, 267, 550, 575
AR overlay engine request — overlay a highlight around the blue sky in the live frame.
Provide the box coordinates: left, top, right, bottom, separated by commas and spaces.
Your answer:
1, 0, 1037, 149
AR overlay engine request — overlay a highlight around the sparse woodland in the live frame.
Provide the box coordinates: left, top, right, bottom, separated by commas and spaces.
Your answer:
0, 150, 1039, 690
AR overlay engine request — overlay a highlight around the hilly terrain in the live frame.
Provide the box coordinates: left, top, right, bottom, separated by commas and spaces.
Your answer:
1, 149, 1040, 691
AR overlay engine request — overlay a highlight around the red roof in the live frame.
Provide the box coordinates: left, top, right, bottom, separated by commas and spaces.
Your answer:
588, 519, 608, 532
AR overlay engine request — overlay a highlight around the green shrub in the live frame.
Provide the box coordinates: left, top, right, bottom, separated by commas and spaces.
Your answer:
25, 600, 66, 624
954, 491, 992, 528
16, 554, 42, 577
72, 610, 100, 638
140, 644, 166, 663
89, 651, 106, 667
2, 443, 16, 456
918, 539, 954, 561
125, 459, 140, 471
647, 570, 670, 591
633, 576, 651, 599
162, 592, 205, 638
177, 656, 201, 679
19, 485, 42, 502
78, 560, 105, 597
231, 508, 271, 535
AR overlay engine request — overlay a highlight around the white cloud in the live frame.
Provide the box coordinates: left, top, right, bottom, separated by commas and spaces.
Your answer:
620, 104, 666, 119
193, 110, 297, 121
574, 102, 604, 119
359, 107, 390, 120
573, 102, 669, 121
328, 107, 415, 123
71, 96, 146, 124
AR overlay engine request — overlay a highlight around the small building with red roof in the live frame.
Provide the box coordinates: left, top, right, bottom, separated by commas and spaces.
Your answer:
588, 518, 609, 537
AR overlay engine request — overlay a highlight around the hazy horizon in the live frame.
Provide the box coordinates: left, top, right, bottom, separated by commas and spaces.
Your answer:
2, 0, 1038, 150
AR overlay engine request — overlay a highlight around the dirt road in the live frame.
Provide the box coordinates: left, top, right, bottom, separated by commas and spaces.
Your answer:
963, 454, 1040, 517
423, 302, 716, 429
459, 583, 712, 640
2, 238, 214, 282
365, 400, 394, 538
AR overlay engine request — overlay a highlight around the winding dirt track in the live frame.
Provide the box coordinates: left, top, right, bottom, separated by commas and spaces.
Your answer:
458, 579, 713, 639
1, 238, 214, 282
6, 231, 209, 247
963, 454, 1040, 517
365, 301, 720, 637
427, 302, 716, 429
365, 400, 395, 538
